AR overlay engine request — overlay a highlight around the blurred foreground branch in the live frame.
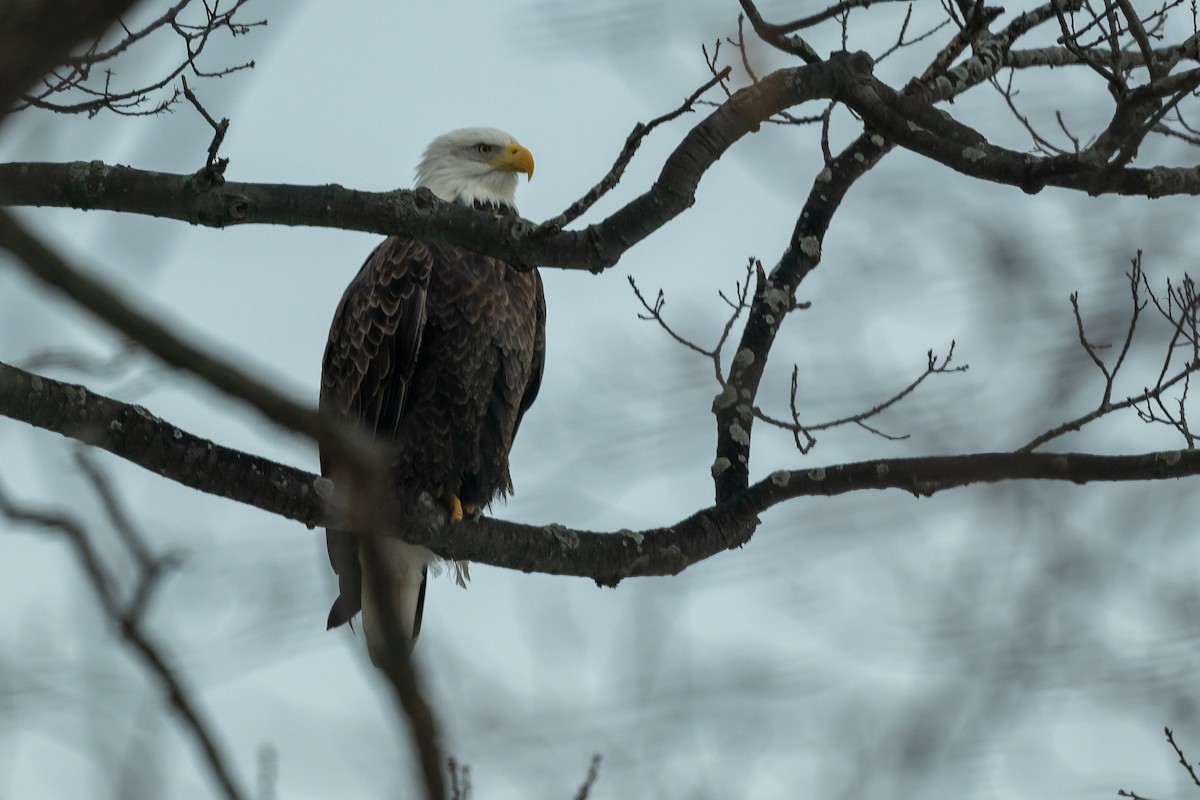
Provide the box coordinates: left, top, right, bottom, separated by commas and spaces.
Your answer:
0, 476, 249, 800
358, 540, 447, 800
0, 206, 388, 525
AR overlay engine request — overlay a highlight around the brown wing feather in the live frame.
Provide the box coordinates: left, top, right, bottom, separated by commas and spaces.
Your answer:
320, 236, 433, 629
512, 270, 546, 440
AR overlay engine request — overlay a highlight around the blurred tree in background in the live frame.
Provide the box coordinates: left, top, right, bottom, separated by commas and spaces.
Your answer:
4, 2, 1200, 799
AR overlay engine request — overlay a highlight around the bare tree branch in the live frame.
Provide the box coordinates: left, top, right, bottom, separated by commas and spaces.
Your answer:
702, 0, 1198, 497
0, 207, 386, 498
0, 357, 326, 526
0, 0, 142, 117
5, 356, 1200, 585
4, 50, 1200, 279
1121, 726, 1200, 799
753, 344, 967, 454
1021, 260, 1200, 451
0, 479, 249, 800
180, 75, 230, 180
0, 205, 448, 798
543, 65, 732, 231
446, 758, 472, 800
736, 0, 822, 63
11, 1, 1200, 796
13, 0, 262, 117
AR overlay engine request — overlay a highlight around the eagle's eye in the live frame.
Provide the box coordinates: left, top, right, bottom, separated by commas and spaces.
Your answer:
476, 143, 493, 155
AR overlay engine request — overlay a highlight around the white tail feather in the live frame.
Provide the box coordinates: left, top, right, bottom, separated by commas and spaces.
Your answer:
358, 539, 471, 665
359, 539, 436, 666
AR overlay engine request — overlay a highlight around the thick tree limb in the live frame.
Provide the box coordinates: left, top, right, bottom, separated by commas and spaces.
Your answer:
710, 4, 1140, 501
4, 357, 1199, 586
0, 357, 326, 527
0, 53, 833, 272
3, 52, 1200, 278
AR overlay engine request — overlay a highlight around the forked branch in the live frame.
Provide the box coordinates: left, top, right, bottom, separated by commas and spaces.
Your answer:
542, 65, 732, 232
1022, 255, 1200, 451
761, 345, 967, 455
14, 0, 262, 117
1120, 727, 1200, 799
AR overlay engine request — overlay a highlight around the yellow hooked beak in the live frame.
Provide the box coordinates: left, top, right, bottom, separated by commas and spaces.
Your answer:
490, 142, 535, 180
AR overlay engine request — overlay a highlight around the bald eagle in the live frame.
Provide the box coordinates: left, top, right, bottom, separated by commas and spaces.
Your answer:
320, 128, 545, 665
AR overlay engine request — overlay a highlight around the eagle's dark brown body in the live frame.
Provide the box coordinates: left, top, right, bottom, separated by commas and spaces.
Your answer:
320, 202, 545, 644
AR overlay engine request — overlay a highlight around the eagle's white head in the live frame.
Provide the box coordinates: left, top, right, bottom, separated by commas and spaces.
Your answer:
415, 127, 535, 210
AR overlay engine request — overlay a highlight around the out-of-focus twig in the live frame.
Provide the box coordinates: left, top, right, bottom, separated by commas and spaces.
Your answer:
446, 758, 471, 800
73, 449, 182, 622
573, 754, 603, 800
0, 478, 249, 800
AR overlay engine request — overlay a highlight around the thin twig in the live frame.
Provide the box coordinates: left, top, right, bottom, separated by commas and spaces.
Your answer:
543, 66, 731, 230
756, 344, 967, 453
16, 0, 262, 117
629, 258, 759, 389
1117, 789, 1154, 800
180, 74, 230, 179
1050, 0, 1128, 95
628, 277, 718, 360
723, 15, 818, 125
1022, 262, 1200, 451
68, 0, 191, 64
740, 0, 910, 36
1166, 727, 1200, 788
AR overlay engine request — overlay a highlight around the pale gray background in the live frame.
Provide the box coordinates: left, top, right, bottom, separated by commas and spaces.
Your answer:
3, 2, 1200, 799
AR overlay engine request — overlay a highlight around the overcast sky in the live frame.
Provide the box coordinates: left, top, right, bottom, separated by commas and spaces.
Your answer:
4, 3, 1200, 799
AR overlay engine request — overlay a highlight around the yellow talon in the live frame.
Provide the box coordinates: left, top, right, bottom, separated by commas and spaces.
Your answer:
447, 494, 464, 523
